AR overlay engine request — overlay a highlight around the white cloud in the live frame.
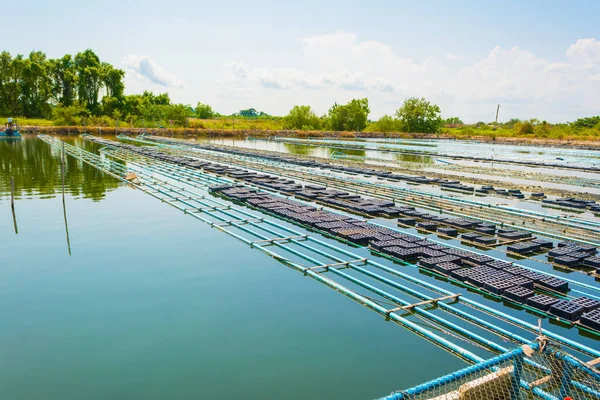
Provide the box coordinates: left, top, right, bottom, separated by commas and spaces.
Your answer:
566, 38, 600, 63
216, 35, 600, 122
123, 54, 184, 88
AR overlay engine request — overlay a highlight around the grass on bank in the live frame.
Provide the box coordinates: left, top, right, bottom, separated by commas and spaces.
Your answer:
5, 115, 600, 141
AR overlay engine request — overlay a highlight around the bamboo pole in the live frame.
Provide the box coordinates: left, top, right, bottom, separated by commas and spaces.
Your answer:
62, 141, 66, 198
10, 176, 15, 208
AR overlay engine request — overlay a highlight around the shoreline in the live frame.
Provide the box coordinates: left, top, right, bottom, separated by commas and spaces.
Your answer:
19, 125, 600, 149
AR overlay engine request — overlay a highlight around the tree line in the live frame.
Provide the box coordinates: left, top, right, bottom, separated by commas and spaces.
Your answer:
282, 97, 443, 133
2, 49, 599, 134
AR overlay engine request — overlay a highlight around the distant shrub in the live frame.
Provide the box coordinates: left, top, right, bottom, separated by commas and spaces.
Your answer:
571, 116, 600, 129
517, 121, 535, 135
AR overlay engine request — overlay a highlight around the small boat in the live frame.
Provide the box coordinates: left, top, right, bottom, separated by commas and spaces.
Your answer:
0, 118, 22, 139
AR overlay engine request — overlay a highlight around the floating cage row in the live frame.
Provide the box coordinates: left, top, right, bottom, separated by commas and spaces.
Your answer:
145, 136, 559, 202
542, 197, 600, 212
394, 207, 600, 272
106, 137, 600, 277
205, 184, 600, 334
80, 135, 600, 336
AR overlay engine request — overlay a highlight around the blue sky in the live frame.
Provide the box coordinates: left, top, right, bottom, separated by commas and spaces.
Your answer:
5, 1, 600, 122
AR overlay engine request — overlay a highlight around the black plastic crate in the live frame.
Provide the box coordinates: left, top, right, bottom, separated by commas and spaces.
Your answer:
449, 268, 476, 281
397, 217, 417, 226
464, 254, 494, 265
510, 276, 534, 289
419, 255, 461, 269
537, 276, 569, 293
380, 208, 401, 217
472, 236, 497, 246
483, 279, 515, 294
417, 222, 438, 231
475, 226, 496, 235
553, 256, 580, 267
382, 247, 421, 260
434, 262, 462, 275
437, 227, 458, 236
461, 232, 480, 241
549, 246, 581, 257
549, 300, 584, 321
583, 256, 600, 268
580, 309, 600, 331
420, 249, 447, 258
468, 274, 495, 287
442, 248, 472, 258
346, 233, 373, 245
499, 231, 532, 240
570, 297, 600, 312
503, 286, 535, 303
428, 244, 448, 252
531, 239, 554, 249
487, 260, 513, 269
507, 242, 539, 254
566, 252, 590, 261
503, 266, 528, 275
370, 239, 409, 251
527, 294, 560, 311
519, 269, 546, 282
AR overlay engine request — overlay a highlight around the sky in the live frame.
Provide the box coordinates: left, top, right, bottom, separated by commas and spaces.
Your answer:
4, 0, 600, 122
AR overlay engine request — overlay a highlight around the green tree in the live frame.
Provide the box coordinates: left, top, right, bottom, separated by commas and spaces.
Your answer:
282, 105, 322, 130
195, 102, 216, 119
239, 108, 259, 117
366, 114, 399, 132
52, 104, 90, 126
571, 116, 600, 129
51, 54, 78, 107
164, 104, 190, 125
102, 63, 125, 100
0, 52, 24, 116
503, 118, 521, 129
395, 97, 442, 133
20, 51, 53, 118
443, 117, 463, 125
516, 121, 535, 135
327, 98, 370, 131
74, 49, 103, 114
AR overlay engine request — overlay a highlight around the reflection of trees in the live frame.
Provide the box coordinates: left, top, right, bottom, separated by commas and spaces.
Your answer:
0, 135, 120, 201
281, 143, 315, 156
340, 148, 366, 157
394, 153, 434, 164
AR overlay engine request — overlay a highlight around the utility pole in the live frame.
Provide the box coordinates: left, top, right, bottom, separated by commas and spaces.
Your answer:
495, 104, 500, 124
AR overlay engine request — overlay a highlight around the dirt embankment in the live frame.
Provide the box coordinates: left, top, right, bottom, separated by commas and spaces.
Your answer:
20, 125, 600, 149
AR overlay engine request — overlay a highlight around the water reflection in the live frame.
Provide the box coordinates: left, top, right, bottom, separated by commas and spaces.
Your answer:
0, 134, 120, 201
394, 153, 434, 164
281, 143, 316, 156
11, 207, 18, 234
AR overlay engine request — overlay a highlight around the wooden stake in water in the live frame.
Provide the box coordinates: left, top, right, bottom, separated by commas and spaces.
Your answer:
61, 141, 65, 198
11, 176, 15, 208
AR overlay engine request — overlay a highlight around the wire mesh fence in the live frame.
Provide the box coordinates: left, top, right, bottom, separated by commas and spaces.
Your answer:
381, 337, 600, 400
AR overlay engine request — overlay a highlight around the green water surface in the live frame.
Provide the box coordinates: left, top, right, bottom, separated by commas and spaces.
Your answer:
0, 135, 466, 399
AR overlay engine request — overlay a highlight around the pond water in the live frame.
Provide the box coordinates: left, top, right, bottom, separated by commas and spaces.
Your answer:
0, 135, 465, 399
258, 137, 600, 169
1, 135, 598, 399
